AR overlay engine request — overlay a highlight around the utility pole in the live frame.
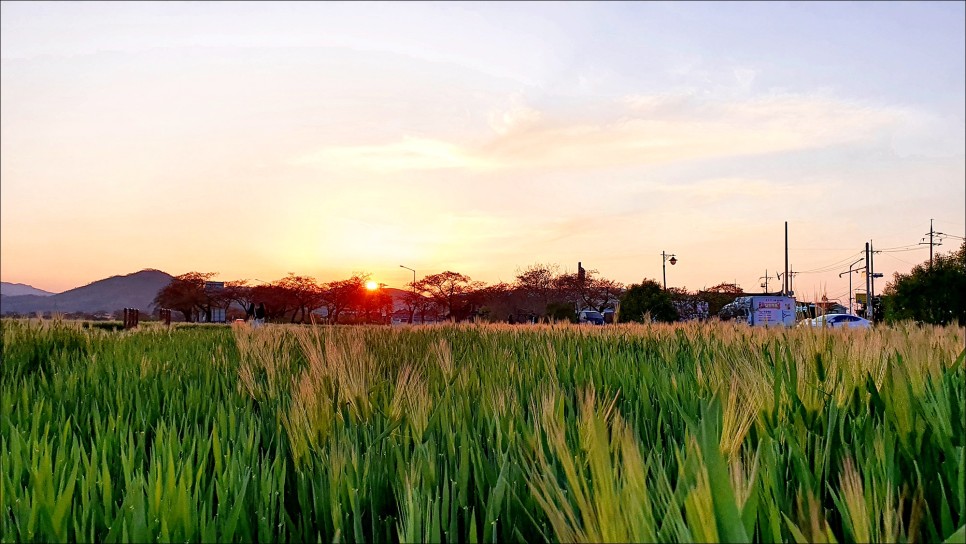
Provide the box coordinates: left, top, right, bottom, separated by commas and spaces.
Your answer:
784, 221, 789, 295
919, 219, 948, 267
869, 241, 883, 322
759, 270, 770, 293
865, 242, 872, 321
870, 240, 875, 320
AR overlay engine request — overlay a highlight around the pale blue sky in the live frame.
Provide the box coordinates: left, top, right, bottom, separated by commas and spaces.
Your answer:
2, 1, 964, 303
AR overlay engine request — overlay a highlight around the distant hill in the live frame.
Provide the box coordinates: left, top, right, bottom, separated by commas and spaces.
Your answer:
0, 269, 173, 315
382, 287, 414, 300
0, 282, 56, 297
381, 287, 422, 311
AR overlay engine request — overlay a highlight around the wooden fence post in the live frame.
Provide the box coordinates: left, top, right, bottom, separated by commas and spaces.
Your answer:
123, 308, 139, 330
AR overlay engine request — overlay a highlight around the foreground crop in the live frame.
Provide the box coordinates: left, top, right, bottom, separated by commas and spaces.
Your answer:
1, 319, 964, 543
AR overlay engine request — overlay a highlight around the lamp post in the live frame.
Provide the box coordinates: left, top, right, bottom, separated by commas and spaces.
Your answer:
400, 265, 416, 323
661, 251, 677, 290
378, 282, 389, 324
838, 258, 864, 315
399, 265, 416, 291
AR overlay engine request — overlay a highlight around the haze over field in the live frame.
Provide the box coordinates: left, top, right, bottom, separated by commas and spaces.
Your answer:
2, 1, 964, 301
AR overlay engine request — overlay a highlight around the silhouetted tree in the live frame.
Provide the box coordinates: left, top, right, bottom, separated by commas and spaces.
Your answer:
514, 263, 559, 316
220, 281, 254, 315
360, 285, 393, 324
475, 282, 515, 322
249, 283, 295, 322
699, 283, 745, 318
276, 274, 324, 323
557, 270, 624, 312
153, 272, 217, 322
618, 279, 679, 323
415, 271, 483, 321
882, 241, 965, 325
321, 275, 368, 324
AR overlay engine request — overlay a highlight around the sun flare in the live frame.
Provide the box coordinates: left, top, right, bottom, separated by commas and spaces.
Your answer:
365, 280, 379, 291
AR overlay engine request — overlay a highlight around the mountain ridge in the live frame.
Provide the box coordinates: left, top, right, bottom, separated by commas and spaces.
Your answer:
0, 269, 174, 315
0, 282, 56, 297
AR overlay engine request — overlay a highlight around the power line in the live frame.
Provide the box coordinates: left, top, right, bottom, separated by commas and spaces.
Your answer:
930, 218, 965, 229
880, 252, 917, 267
797, 253, 865, 274
796, 251, 865, 274
829, 291, 849, 302
875, 243, 924, 251
877, 247, 928, 253
790, 248, 862, 251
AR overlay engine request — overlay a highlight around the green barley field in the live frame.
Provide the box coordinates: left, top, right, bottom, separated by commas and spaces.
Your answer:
1, 318, 964, 543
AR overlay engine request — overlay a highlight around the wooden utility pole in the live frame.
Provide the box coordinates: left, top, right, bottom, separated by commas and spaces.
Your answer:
870, 240, 875, 320
784, 221, 789, 295
865, 242, 872, 321
919, 219, 941, 268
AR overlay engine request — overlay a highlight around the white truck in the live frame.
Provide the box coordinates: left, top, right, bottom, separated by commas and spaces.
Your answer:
746, 295, 797, 327
721, 295, 797, 327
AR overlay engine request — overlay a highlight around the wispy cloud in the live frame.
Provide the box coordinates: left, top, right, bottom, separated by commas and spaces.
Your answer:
297, 92, 914, 173
294, 136, 498, 172
647, 176, 812, 201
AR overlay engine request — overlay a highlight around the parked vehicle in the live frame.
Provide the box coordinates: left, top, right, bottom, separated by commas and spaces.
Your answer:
578, 310, 605, 325
798, 313, 872, 329
720, 295, 797, 327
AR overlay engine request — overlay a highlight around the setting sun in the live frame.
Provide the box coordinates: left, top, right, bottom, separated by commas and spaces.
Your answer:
365, 280, 379, 291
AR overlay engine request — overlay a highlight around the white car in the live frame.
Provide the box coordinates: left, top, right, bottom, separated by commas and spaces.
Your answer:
799, 314, 872, 329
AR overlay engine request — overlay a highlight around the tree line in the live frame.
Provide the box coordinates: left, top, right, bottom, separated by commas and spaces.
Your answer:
881, 240, 965, 326
156, 242, 966, 326
152, 272, 392, 324
152, 263, 758, 325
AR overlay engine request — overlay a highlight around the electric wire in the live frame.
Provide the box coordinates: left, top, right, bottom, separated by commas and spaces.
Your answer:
795, 251, 865, 275
880, 252, 917, 267
878, 247, 929, 253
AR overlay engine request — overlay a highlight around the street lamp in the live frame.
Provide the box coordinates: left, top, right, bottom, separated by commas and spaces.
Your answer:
838, 258, 864, 315
399, 265, 416, 290
400, 265, 416, 324
376, 282, 390, 324
661, 251, 677, 290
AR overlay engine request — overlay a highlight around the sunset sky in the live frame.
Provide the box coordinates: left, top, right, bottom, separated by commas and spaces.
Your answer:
2, 1, 964, 306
